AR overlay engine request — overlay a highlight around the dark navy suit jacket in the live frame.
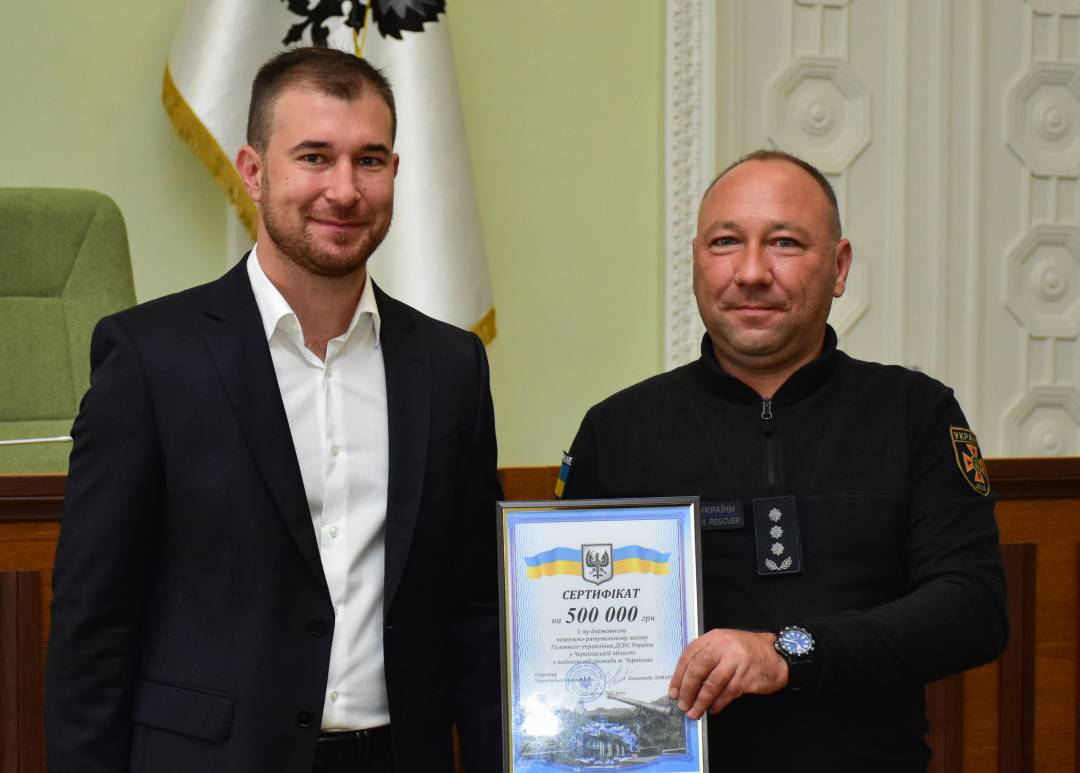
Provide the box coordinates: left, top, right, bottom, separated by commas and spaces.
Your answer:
45, 258, 502, 772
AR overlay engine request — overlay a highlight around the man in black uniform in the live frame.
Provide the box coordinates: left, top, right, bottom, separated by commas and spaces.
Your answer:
561, 150, 1007, 771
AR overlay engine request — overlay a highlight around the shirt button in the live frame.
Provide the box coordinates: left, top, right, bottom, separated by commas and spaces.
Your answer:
324, 366, 332, 379
330, 691, 339, 703
329, 526, 339, 538
331, 444, 340, 457
334, 606, 341, 617
296, 710, 313, 728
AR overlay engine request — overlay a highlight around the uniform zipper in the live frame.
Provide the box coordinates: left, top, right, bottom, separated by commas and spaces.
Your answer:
761, 399, 778, 491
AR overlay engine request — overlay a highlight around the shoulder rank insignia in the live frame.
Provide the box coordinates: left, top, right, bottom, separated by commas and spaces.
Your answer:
950, 426, 990, 496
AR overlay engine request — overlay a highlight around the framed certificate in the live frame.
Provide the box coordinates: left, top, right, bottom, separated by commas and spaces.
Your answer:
497, 497, 706, 772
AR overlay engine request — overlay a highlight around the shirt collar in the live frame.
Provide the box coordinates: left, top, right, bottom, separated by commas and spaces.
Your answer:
246, 243, 381, 346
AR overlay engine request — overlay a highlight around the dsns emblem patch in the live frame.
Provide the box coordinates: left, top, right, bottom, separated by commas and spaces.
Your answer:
950, 426, 990, 496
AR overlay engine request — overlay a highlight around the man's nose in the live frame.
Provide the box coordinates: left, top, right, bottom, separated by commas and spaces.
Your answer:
324, 160, 361, 207
733, 243, 772, 286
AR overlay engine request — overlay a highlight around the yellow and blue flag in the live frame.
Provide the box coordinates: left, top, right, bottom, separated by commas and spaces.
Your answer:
524, 545, 670, 579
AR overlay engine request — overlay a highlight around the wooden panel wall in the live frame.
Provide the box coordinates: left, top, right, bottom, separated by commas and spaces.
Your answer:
0, 571, 42, 773
998, 543, 1036, 773
2, 460, 1078, 773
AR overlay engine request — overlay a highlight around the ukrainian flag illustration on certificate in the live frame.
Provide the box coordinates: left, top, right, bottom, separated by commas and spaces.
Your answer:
497, 498, 706, 773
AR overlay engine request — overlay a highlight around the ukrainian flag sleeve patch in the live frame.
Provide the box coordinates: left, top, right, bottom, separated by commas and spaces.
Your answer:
554, 451, 572, 498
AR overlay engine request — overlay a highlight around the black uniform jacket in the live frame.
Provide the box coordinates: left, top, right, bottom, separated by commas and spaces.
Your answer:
563, 328, 1007, 772
45, 258, 502, 773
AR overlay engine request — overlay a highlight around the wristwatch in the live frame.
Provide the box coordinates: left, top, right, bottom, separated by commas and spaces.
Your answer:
774, 625, 815, 690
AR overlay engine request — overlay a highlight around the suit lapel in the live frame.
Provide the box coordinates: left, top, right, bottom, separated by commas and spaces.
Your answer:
201, 259, 328, 593
375, 284, 430, 615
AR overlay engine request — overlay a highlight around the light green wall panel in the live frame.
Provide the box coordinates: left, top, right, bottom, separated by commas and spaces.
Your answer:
451, 3, 667, 466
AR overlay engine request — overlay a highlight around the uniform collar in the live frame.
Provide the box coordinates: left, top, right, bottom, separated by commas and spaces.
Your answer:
696, 325, 840, 402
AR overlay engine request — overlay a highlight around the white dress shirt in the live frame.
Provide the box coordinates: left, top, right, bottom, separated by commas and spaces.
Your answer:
247, 246, 390, 730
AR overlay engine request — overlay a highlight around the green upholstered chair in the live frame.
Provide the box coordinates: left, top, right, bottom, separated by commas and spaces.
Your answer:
0, 188, 136, 472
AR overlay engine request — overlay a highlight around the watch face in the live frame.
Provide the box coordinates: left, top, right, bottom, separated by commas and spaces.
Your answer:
778, 627, 813, 656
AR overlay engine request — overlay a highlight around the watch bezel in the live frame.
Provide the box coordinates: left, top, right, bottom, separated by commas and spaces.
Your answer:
775, 625, 814, 659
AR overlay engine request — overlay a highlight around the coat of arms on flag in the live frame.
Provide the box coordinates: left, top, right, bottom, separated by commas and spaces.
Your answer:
581, 544, 613, 585
282, 1, 446, 44
163, 0, 495, 343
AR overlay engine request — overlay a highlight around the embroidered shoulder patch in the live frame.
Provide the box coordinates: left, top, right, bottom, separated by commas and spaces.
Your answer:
950, 426, 990, 496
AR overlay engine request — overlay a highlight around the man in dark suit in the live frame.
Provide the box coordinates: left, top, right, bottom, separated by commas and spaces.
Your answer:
45, 47, 501, 773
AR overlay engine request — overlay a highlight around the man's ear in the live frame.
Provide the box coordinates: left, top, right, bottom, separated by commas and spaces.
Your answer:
832, 239, 853, 298
236, 145, 264, 203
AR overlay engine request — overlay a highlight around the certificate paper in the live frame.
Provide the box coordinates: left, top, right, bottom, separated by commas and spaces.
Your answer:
498, 498, 706, 773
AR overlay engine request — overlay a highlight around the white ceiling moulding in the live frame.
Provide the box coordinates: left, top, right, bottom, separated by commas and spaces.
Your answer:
665, 0, 717, 369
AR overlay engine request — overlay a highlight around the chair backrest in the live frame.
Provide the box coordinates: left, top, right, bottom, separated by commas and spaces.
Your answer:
0, 188, 136, 472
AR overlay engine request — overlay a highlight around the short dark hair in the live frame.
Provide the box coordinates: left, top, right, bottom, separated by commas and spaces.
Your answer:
704, 149, 842, 240
246, 47, 397, 151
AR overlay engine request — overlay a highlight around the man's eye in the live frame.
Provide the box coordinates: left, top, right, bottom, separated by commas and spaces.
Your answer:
775, 238, 799, 249
712, 236, 737, 247
300, 153, 323, 164
358, 156, 383, 167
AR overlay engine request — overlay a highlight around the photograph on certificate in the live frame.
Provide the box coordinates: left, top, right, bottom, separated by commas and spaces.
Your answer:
498, 498, 705, 773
